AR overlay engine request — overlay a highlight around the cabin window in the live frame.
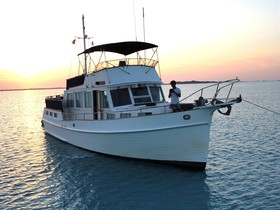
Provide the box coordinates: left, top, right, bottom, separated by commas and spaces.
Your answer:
107, 113, 115, 119
120, 113, 131, 118
131, 87, 151, 104
150, 86, 164, 102
54, 113, 57, 118
98, 91, 109, 109
111, 88, 132, 107
85, 92, 92, 108
67, 93, 74, 107
75, 92, 83, 108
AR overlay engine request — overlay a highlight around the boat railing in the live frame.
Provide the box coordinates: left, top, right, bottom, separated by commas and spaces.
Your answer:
60, 79, 240, 121
180, 78, 240, 104
62, 103, 172, 121
45, 95, 64, 111
88, 58, 158, 72
45, 94, 63, 100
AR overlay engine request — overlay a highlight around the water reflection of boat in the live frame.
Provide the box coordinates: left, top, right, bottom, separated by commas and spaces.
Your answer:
43, 133, 210, 209
42, 16, 241, 170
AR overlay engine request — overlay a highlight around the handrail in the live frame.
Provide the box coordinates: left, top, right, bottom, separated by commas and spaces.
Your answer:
45, 94, 63, 100
89, 58, 158, 73
62, 103, 171, 121
179, 78, 240, 103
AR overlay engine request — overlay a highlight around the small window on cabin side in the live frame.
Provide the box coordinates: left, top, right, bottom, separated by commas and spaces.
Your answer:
75, 92, 83, 108
131, 86, 151, 104
150, 86, 164, 102
110, 88, 132, 107
85, 92, 92, 108
99, 91, 109, 109
67, 93, 74, 107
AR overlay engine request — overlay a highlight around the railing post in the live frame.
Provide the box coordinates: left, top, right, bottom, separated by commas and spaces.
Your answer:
226, 84, 234, 102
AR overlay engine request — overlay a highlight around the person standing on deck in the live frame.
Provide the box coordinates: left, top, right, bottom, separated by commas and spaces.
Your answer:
168, 80, 181, 111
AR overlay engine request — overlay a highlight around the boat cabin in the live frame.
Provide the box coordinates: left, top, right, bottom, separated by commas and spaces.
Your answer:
45, 41, 172, 121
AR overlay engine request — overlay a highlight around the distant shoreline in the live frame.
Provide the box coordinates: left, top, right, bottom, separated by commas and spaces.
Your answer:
175, 80, 218, 84
164, 80, 226, 85
163, 79, 279, 85
0, 87, 65, 92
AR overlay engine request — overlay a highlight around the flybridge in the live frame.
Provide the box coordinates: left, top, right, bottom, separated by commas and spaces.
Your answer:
77, 41, 160, 75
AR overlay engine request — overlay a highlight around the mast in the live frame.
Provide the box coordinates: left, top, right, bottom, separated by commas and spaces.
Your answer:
82, 15, 87, 75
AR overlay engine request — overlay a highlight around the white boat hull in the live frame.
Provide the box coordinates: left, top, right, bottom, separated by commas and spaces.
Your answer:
42, 106, 217, 170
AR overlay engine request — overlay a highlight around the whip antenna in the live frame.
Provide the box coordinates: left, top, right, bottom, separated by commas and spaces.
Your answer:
133, 0, 138, 41
142, 7, 146, 42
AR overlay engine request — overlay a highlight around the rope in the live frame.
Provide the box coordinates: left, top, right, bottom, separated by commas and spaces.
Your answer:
243, 99, 280, 116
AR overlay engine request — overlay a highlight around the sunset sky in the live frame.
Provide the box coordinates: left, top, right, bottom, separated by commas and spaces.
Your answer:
0, 0, 279, 89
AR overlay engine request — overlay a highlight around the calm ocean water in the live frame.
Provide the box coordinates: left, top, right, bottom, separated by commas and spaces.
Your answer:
0, 81, 279, 209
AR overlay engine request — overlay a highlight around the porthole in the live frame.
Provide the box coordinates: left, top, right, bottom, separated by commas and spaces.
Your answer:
183, 115, 191, 120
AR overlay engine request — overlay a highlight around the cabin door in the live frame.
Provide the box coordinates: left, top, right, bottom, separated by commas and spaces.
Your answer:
93, 91, 99, 120
93, 90, 108, 120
